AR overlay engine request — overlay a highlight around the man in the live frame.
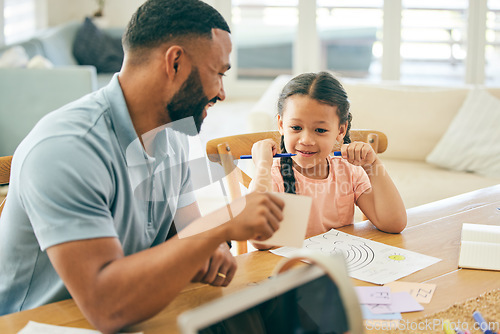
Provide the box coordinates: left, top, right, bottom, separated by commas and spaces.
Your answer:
0, 1, 284, 333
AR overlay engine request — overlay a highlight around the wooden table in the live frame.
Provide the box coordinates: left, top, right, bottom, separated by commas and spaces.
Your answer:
1, 185, 499, 333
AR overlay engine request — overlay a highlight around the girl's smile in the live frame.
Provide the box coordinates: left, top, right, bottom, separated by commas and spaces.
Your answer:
295, 149, 317, 157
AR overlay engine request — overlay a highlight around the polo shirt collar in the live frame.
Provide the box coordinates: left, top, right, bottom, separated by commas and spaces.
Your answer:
102, 74, 139, 162
102, 74, 177, 167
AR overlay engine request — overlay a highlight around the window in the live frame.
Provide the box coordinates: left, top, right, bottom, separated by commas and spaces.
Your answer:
231, 0, 383, 81
232, 0, 298, 79
486, 0, 500, 85
2, 0, 36, 45
317, 1, 383, 80
214, 0, 500, 90
400, 0, 468, 85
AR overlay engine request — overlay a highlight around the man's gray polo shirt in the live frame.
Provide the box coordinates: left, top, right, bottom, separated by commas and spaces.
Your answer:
0, 74, 196, 315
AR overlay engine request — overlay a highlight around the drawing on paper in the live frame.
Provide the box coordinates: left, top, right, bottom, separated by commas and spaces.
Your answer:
306, 231, 375, 271
388, 254, 406, 261
271, 229, 441, 285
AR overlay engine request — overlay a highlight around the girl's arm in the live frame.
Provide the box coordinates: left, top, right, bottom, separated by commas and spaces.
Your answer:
341, 142, 407, 233
249, 139, 278, 192
250, 139, 279, 250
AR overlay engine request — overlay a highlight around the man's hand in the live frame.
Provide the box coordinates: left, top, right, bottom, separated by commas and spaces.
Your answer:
226, 192, 285, 242
191, 242, 236, 287
177, 192, 284, 242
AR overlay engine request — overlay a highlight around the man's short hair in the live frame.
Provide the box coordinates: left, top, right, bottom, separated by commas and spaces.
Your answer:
123, 0, 230, 52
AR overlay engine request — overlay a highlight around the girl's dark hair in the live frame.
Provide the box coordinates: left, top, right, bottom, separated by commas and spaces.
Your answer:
277, 71, 352, 194
123, 0, 230, 51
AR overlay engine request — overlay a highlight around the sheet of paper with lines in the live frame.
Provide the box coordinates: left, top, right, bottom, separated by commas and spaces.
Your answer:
271, 229, 441, 285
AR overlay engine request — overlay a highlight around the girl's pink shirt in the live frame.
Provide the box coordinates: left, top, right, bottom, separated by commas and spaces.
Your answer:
271, 156, 371, 238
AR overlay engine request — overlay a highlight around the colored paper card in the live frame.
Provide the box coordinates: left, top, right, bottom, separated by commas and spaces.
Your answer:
384, 281, 437, 304
366, 291, 424, 314
355, 286, 392, 304
361, 305, 402, 320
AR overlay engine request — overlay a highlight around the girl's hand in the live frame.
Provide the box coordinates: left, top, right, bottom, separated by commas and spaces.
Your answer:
341, 142, 378, 169
251, 139, 278, 168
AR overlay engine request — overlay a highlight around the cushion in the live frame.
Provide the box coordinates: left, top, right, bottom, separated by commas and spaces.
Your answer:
27, 55, 54, 69
343, 83, 469, 161
0, 46, 29, 68
426, 89, 500, 178
248, 74, 291, 132
72, 17, 123, 73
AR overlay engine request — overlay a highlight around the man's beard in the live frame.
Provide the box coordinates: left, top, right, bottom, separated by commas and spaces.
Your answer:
167, 67, 216, 135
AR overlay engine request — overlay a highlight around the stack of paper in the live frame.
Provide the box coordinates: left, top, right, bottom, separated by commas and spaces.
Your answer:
458, 223, 500, 271
356, 285, 426, 323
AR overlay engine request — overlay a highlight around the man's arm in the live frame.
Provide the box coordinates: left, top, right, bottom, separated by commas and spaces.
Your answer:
47, 192, 284, 334
173, 202, 236, 286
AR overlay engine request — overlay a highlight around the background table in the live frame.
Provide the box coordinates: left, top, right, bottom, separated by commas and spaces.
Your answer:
1, 185, 499, 333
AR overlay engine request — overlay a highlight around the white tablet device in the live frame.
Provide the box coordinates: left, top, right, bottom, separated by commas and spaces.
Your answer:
178, 251, 363, 334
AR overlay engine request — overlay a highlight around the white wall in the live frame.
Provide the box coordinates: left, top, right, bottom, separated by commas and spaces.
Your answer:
46, 0, 144, 27
0, 0, 4, 45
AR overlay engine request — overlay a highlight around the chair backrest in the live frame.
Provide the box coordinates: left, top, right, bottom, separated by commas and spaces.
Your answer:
0, 155, 13, 216
205, 129, 387, 254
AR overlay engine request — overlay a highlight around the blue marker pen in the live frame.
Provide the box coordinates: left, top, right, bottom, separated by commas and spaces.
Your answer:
473, 311, 495, 334
239, 153, 296, 159
240, 151, 341, 159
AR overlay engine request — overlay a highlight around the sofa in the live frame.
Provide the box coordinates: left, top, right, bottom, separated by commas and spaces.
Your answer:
247, 75, 500, 213
0, 19, 124, 88
0, 20, 124, 156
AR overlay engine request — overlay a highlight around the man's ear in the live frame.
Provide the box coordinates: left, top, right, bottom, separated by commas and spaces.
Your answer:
164, 45, 185, 79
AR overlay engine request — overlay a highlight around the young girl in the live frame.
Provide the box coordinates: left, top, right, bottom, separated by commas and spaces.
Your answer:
251, 72, 406, 248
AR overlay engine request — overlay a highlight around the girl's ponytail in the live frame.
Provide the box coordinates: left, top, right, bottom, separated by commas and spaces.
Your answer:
343, 112, 352, 144
279, 135, 296, 194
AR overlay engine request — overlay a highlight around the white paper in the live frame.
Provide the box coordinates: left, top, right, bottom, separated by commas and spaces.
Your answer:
18, 321, 143, 334
251, 192, 312, 248
459, 223, 500, 270
460, 223, 500, 243
271, 229, 441, 285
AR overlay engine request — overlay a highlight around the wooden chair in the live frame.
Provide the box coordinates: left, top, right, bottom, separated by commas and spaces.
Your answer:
206, 130, 388, 255
0, 155, 13, 216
